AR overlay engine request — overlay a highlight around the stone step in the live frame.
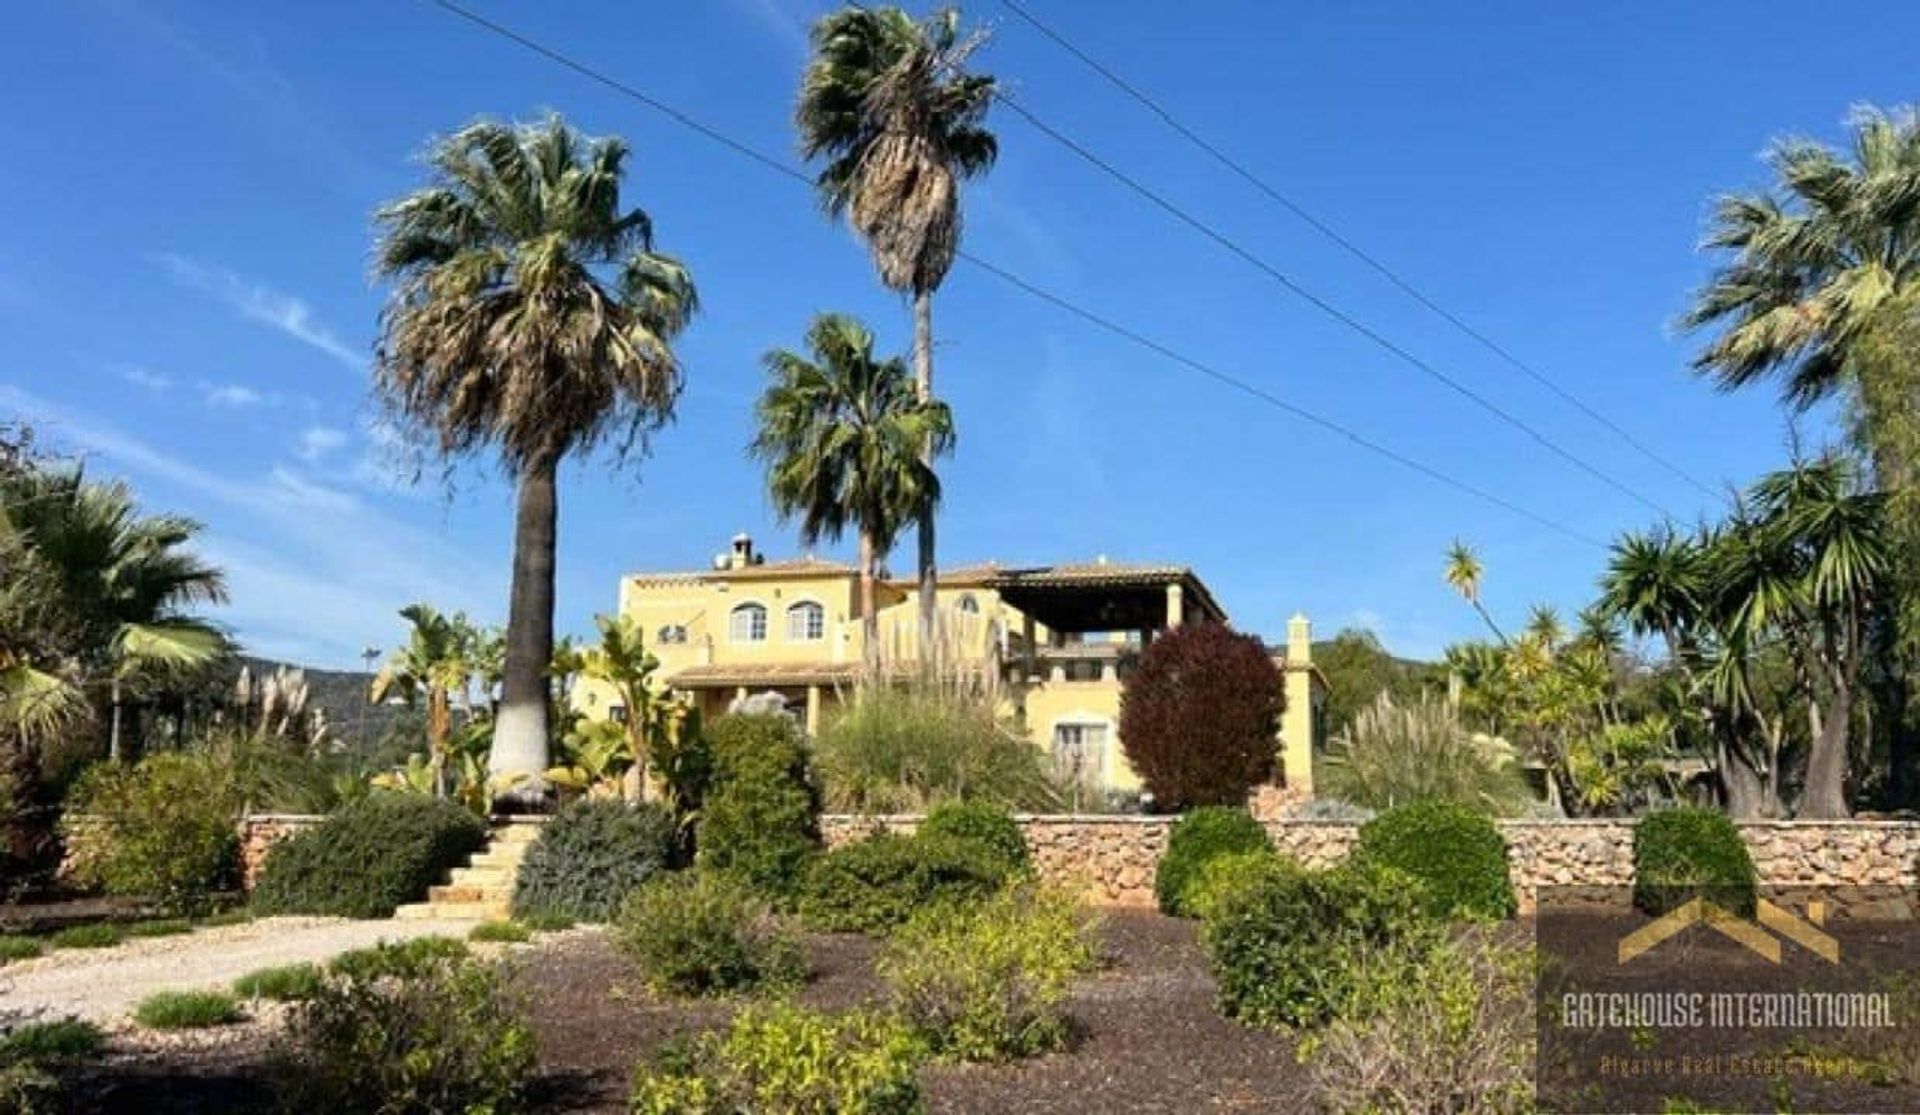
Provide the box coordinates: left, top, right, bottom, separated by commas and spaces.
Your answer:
470, 849, 529, 871
395, 899, 510, 921
429, 883, 512, 904
489, 825, 545, 846
448, 866, 516, 888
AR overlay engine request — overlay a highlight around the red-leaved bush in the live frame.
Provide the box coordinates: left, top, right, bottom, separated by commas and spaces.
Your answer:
1118, 623, 1284, 810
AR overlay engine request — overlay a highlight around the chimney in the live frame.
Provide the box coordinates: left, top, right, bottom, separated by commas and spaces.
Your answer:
728, 533, 755, 570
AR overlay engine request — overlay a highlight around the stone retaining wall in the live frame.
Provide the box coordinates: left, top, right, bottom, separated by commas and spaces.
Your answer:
238, 813, 324, 889
822, 814, 1920, 910
236, 812, 1920, 911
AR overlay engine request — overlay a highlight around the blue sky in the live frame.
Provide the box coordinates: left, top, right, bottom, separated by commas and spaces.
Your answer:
2, 0, 1911, 667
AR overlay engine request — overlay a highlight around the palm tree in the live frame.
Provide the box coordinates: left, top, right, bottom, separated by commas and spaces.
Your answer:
752, 313, 953, 668
1444, 540, 1507, 643
797, 6, 997, 652
370, 604, 476, 800
1684, 106, 1920, 445
1598, 527, 1709, 663
0, 467, 228, 760
1524, 605, 1565, 648
372, 115, 698, 808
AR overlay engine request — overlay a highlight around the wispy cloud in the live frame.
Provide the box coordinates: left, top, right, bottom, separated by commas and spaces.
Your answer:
296, 425, 348, 462
732, 0, 812, 57
203, 383, 265, 408
156, 253, 364, 373
1, 385, 500, 666
120, 366, 174, 392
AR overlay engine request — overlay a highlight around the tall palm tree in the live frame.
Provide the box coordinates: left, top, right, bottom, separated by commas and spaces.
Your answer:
797, 6, 996, 652
1444, 540, 1507, 644
373, 115, 698, 807
752, 313, 953, 669
0, 467, 228, 760
1684, 106, 1920, 800
370, 604, 476, 800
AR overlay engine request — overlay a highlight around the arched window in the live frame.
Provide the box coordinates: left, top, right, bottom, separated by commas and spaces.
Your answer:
786, 601, 825, 641
729, 603, 767, 642
957, 594, 980, 615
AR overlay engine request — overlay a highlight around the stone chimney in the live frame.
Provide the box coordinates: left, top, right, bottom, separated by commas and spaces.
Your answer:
727, 533, 756, 570
1280, 613, 1315, 796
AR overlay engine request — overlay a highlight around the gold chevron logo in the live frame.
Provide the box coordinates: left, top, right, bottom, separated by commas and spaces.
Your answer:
1618, 898, 1838, 965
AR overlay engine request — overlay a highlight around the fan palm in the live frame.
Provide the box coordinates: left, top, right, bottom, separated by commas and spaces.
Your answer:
0, 467, 227, 759
752, 313, 953, 668
372, 114, 698, 806
1684, 106, 1920, 432
797, 6, 996, 651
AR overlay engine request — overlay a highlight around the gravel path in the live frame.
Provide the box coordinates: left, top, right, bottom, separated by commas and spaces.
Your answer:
0, 916, 479, 1023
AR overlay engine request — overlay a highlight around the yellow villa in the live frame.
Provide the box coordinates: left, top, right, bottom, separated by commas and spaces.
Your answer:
576, 533, 1324, 800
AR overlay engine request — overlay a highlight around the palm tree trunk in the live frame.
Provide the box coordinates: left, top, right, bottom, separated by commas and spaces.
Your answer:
109, 678, 124, 763
859, 529, 879, 679
912, 288, 938, 669
1803, 679, 1853, 818
492, 454, 558, 812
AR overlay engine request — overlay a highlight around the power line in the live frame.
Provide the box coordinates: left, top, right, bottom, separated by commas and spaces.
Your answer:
997, 0, 1717, 501
425, 0, 1606, 549
990, 88, 1672, 519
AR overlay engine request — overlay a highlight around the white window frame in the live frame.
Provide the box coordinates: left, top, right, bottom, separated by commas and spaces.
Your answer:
786, 600, 825, 642
729, 602, 768, 643
1049, 716, 1110, 790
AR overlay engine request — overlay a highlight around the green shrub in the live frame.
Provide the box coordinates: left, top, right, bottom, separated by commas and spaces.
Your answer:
1154, 806, 1272, 917
695, 715, 820, 898
917, 802, 1030, 881
252, 793, 486, 918
469, 920, 533, 944
1183, 848, 1290, 923
1200, 858, 1436, 1030
0, 1016, 104, 1113
233, 963, 323, 1002
613, 872, 805, 997
327, 936, 469, 983
879, 885, 1097, 1062
1308, 931, 1535, 1115
127, 918, 194, 938
631, 1002, 923, 1115
1633, 807, 1757, 917
134, 990, 243, 1030
813, 687, 1061, 812
511, 799, 676, 924
49, 923, 122, 950
0, 1019, 105, 1064
798, 833, 1003, 934
1354, 800, 1515, 921
0, 936, 43, 963
196, 908, 253, 928
61, 751, 242, 916
280, 951, 536, 1115
519, 911, 576, 933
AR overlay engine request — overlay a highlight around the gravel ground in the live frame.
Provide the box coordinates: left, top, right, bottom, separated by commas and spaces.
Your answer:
0, 915, 480, 1023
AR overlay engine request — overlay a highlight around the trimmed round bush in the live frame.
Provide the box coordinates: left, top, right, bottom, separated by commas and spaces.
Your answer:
511, 799, 676, 923
1633, 807, 1757, 917
251, 794, 486, 919
1155, 806, 1273, 916
1200, 857, 1435, 1030
917, 802, 1030, 881
799, 833, 1004, 934
1354, 799, 1515, 921
613, 872, 805, 997
695, 715, 820, 898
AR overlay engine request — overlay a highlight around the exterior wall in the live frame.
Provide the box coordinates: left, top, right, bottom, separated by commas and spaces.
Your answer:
1019, 680, 1134, 792
618, 570, 865, 676
817, 814, 1920, 913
